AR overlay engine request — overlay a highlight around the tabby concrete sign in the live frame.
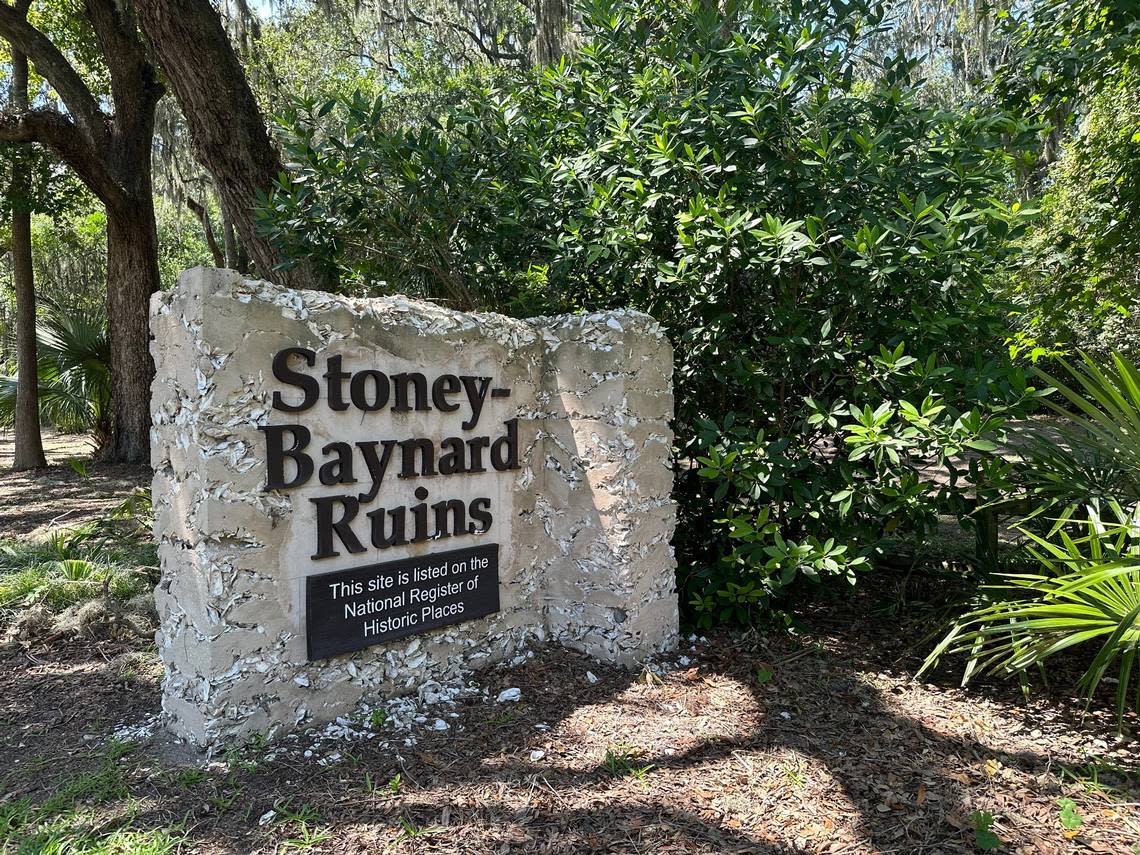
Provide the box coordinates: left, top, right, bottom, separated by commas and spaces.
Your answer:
151, 269, 678, 748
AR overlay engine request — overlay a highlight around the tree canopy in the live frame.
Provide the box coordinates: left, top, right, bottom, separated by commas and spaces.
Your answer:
0, 0, 1137, 617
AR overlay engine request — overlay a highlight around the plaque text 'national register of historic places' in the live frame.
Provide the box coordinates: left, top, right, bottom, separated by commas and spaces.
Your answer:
306, 544, 500, 660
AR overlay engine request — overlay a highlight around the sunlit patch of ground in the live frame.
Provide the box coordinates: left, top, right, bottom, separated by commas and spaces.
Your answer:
0, 431, 147, 538
0, 429, 96, 470
2, 598, 1138, 854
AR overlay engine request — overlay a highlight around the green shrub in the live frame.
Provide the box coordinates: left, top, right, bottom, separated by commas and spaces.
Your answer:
991, 0, 1140, 362
261, 0, 1039, 623
1004, 67, 1140, 359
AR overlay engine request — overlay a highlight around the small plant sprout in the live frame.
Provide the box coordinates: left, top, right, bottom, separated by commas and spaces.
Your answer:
279, 823, 333, 850
1058, 757, 1131, 795
1058, 798, 1084, 834
782, 762, 805, 788
601, 742, 655, 779
223, 744, 258, 774
172, 768, 206, 789
971, 810, 1001, 851
395, 817, 442, 840
271, 799, 321, 826
208, 788, 240, 812
388, 772, 401, 794
369, 708, 387, 728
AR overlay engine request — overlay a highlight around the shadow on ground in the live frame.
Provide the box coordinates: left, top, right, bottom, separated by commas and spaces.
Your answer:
4, 590, 1138, 854
0, 440, 148, 538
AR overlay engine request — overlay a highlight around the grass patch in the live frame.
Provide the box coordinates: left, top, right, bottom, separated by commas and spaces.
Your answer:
1059, 757, 1138, 797
14, 818, 183, 855
0, 742, 181, 854
2, 744, 127, 831
0, 512, 156, 626
600, 742, 655, 780
279, 822, 333, 850
35, 763, 130, 819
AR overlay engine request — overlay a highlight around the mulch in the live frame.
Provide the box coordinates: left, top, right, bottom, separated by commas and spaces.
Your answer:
1, 586, 1137, 854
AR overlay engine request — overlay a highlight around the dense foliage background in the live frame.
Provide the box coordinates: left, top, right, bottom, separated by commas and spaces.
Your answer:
258, 0, 1044, 624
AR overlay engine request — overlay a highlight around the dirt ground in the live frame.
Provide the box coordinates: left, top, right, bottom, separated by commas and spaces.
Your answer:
2, 587, 1137, 854
1, 432, 1137, 852
0, 431, 148, 538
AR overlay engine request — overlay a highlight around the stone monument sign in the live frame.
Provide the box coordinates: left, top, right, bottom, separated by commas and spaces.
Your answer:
151, 268, 678, 748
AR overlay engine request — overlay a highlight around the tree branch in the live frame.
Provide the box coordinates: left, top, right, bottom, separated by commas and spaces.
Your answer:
133, 0, 331, 289
84, 0, 163, 125
448, 19, 527, 63
0, 2, 105, 139
376, 10, 526, 64
0, 108, 123, 205
186, 195, 225, 267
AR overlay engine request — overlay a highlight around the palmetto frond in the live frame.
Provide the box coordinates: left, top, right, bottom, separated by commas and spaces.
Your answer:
922, 507, 1140, 726
924, 353, 1140, 728
1038, 352, 1140, 484
0, 301, 111, 446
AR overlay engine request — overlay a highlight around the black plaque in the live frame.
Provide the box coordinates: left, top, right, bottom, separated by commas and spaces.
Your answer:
305, 543, 500, 661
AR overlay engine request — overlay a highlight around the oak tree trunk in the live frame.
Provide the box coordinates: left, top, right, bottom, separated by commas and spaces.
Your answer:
0, 0, 164, 464
134, 0, 331, 290
187, 196, 225, 268
222, 207, 248, 272
104, 195, 160, 464
534, 0, 568, 64
222, 213, 239, 270
10, 196, 43, 470
9, 43, 45, 470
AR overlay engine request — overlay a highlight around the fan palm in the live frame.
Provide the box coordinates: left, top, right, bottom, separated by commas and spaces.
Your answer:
920, 502, 1140, 725
923, 353, 1140, 727
1043, 353, 1140, 469
1025, 352, 1140, 505
0, 301, 112, 453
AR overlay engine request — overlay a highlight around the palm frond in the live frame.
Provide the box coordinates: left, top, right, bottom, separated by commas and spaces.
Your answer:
926, 352, 1140, 728
921, 504, 1140, 727
1036, 353, 1140, 486
0, 301, 111, 444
